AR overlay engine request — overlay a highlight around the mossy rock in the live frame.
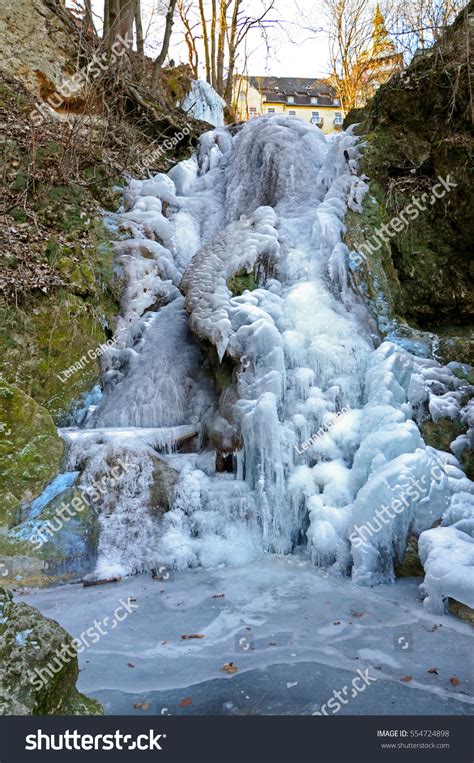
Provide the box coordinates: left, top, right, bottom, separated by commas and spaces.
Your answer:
448, 598, 474, 625
2, 484, 99, 587
0, 585, 102, 715
420, 417, 464, 457
395, 534, 424, 577
38, 486, 99, 578
0, 291, 111, 422
0, 536, 44, 587
0, 380, 63, 528
437, 335, 474, 367
149, 458, 178, 518
351, 10, 473, 344
0, 200, 120, 423
459, 449, 474, 481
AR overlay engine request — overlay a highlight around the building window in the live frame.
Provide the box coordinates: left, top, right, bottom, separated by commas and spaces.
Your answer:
288, 110, 296, 116
267, 108, 276, 114
287, 96, 294, 104
249, 107, 257, 118
310, 96, 318, 104
334, 112, 343, 124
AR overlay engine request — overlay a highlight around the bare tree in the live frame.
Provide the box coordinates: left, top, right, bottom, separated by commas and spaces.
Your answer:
152, 0, 178, 86
178, 0, 201, 77
135, 0, 145, 69
223, 0, 277, 101
382, 0, 466, 61
324, 0, 374, 112
104, 0, 129, 53
174, 0, 276, 98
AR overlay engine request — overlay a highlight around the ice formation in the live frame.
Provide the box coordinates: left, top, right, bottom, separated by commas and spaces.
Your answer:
14, 115, 473, 612
182, 80, 226, 127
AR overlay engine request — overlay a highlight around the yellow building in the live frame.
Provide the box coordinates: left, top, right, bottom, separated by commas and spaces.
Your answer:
233, 76, 344, 134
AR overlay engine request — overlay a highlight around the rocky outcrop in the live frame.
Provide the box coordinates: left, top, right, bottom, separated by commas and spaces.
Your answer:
345, 3, 473, 363
0, 585, 102, 715
0, 0, 78, 96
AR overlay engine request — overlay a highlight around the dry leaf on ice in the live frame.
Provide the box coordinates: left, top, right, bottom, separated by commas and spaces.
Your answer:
181, 634, 204, 640
221, 662, 238, 674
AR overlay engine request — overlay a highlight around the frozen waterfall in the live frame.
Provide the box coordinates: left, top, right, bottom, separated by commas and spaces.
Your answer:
57, 116, 473, 613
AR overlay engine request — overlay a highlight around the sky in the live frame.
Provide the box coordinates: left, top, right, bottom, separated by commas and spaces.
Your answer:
88, 0, 335, 79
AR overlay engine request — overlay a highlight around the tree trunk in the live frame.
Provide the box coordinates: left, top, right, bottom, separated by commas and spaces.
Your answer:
210, 0, 217, 88
224, 0, 239, 102
118, 0, 135, 42
83, 0, 94, 34
135, 0, 145, 72
216, 0, 227, 95
198, 0, 211, 83
151, 0, 177, 88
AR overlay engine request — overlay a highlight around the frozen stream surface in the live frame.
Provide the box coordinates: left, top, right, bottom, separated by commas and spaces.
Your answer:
23, 557, 473, 715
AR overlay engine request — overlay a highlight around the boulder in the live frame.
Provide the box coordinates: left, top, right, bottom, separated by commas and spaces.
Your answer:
0, 585, 102, 715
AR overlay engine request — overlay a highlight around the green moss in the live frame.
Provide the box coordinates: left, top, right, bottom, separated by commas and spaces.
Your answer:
11, 171, 27, 191
344, 187, 401, 322
0, 293, 104, 421
227, 268, 257, 297
437, 334, 474, 367
354, 59, 473, 335
0, 217, 120, 422
64, 690, 103, 715
419, 417, 464, 455
0, 380, 63, 523
460, 449, 474, 481
10, 207, 27, 223
395, 535, 424, 577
